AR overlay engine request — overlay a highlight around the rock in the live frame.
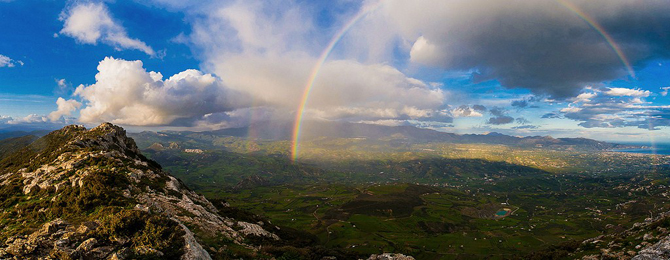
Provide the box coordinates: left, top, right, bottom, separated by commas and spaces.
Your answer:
134, 246, 164, 257
76, 221, 99, 235
634, 236, 670, 260
179, 222, 212, 260
644, 233, 654, 241
42, 218, 66, 235
110, 248, 130, 260
237, 221, 280, 240
112, 236, 131, 245
88, 246, 115, 258
365, 253, 415, 260
54, 239, 69, 247
75, 238, 97, 254
0, 123, 280, 260
5, 238, 36, 256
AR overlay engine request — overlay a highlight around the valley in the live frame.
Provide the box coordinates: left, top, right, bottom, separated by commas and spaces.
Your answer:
127, 123, 670, 259
1, 123, 669, 259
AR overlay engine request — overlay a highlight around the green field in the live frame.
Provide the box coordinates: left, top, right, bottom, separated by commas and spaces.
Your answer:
135, 133, 670, 259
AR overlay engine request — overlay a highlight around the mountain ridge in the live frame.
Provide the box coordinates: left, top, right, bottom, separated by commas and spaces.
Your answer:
0, 123, 286, 259
139, 120, 633, 150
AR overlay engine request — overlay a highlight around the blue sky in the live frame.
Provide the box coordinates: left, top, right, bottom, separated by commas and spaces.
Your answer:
0, 0, 669, 142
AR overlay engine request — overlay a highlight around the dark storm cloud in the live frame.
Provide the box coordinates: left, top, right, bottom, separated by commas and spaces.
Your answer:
487, 116, 514, 125
511, 100, 529, 108
511, 96, 542, 108
516, 117, 531, 125
489, 107, 506, 117
472, 105, 487, 112
404, 1, 670, 98
542, 112, 562, 119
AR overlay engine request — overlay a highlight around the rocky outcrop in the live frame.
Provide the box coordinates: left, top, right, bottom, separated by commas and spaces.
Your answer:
573, 211, 670, 260
0, 123, 280, 259
633, 235, 670, 260
365, 253, 416, 260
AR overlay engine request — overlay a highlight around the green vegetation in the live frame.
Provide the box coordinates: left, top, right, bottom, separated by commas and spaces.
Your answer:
129, 130, 670, 258
0, 126, 190, 259
95, 208, 185, 259
0, 135, 37, 160
1, 124, 668, 259
211, 178, 670, 259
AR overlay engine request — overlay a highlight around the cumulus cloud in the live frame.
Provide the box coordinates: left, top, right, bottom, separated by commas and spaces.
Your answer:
48, 98, 81, 122
59, 2, 155, 56
9, 114, 49, 124
554, 87, 670, 129
0, 116, 11, 125
511, 96, 542, 108
542, 112, 562, 119
56, 78, 67, 89
73, 57, 251, 126
138, 0, 670, 132
605, 87, 650, 97
184, 0, 450, 124
486, 107, 514, 125
0, 114, 73, 130
573, 92, 598, 103
660, 87, 669, 96
372, 0, 670, 98
452, 105, 483, 117
0, 54, 22, 67
472, 105, 487, 112
487, 116, 514, 125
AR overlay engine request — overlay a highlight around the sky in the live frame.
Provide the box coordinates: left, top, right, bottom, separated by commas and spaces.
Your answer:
0, 0, 669, 142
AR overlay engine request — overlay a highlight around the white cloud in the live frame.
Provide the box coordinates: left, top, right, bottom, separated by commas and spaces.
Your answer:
0, 116, 11, 124
59, 2, 155, 56
48, 97, 81, 122
409, 36, 444, 65
56, 78, 67, 89
8, 114, 48, 124
661, 87, 670, 96
556, 87, 669, 129
605, 87, 650, 97
74, 57, 251, 126
188, 0, 449, 123
573, 92, 597, 103
213, 53, 447, 122
452, 105, 483, 118
0, 54, 22, 67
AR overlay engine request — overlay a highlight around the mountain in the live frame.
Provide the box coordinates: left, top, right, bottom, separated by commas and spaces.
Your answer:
131, 121, 631, 151
0, 123, 324, 259
0, 130, 49, 141
0, 135, 38, 160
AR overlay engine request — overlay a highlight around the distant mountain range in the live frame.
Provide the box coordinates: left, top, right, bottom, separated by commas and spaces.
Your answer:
0, 129, 50, 141
0, 121, 636, 155
148, 121, 636, 150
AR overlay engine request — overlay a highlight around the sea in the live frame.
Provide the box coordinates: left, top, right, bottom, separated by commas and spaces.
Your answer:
612, 142, 670, 155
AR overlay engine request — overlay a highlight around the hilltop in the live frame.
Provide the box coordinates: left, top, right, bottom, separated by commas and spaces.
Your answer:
0, 123, 351, 259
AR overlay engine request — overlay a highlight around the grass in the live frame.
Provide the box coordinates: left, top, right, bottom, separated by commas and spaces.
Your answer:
210, 179, 670, 259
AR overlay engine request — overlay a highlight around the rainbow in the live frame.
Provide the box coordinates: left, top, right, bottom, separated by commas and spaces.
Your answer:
556, 0, 636, 78
290, 0, 638, 162
290, 1, 384, 162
